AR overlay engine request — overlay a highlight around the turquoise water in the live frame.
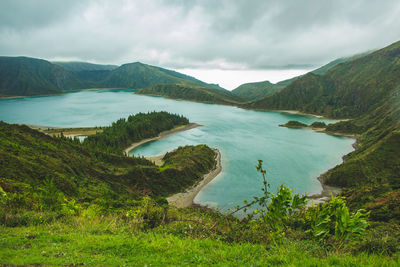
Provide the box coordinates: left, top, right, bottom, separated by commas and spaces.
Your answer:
0, 89, 354, 211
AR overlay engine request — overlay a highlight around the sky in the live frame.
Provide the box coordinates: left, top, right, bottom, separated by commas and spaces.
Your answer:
1, 0, 400, 89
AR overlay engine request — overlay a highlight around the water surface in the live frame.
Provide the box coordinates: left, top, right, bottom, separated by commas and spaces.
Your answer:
0, 89, 354, 211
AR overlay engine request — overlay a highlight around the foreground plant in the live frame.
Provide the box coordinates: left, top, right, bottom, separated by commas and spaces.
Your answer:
232, 160, 370, 247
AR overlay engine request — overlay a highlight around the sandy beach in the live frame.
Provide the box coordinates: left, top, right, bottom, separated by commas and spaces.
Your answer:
167, 148, 222, 208
124, 123, 201, 155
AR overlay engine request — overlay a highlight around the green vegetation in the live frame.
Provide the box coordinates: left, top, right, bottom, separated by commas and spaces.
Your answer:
310, 121, 327, 128
279, 120, 327, 129
1, 158, 399, 265
83, 111, 189, 154
136, 83, 243, 105
279, 120, 308, 128
311, 51, 372, 75
0, 120, 216, 217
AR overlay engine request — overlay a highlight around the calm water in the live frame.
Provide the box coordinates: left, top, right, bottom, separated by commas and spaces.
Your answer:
0, 89, 354, 211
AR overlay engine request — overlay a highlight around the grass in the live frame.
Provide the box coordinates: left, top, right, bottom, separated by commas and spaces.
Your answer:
1, 216, 399, 266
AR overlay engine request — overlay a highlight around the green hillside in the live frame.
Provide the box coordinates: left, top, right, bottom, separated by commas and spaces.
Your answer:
312, 51, 372, 75
0, 117, 216, 210
136, 83, 243, 105
0, 57, 85, 96
232, 52, 372, 102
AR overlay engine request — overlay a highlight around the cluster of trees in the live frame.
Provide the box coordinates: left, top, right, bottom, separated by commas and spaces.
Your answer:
83, 111, 189, 154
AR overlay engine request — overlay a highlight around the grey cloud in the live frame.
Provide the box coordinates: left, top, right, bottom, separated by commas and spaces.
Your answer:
0, 0, 399, 69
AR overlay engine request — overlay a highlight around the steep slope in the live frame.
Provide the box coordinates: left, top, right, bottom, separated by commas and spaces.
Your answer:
246, 41, 400, 118
0, 57, 85, 96
311, 52, 372, 75
232, 51, 372, 102
136, 83, 243, 105
100, 62, 220, 89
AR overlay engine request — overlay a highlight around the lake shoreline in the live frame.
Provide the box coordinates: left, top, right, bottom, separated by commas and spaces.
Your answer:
308, 136, 358, 204
124, 123, 202, 156
167, 148, 222, 208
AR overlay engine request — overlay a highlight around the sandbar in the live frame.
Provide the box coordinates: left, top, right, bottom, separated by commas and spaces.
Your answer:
167, 148, 222, 208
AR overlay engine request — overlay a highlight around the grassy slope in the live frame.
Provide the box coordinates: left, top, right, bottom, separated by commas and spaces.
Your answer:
1, 220, 397, 266
136, 83, 243, 105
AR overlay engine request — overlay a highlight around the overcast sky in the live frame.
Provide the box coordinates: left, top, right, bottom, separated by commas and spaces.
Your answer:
1, 0, 400, 89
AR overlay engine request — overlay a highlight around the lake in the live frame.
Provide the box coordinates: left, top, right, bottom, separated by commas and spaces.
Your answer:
0, 89, 354, 211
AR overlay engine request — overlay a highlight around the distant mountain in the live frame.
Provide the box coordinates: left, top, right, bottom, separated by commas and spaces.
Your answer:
0, 58, 221, 96
232, 52, 372, 102
100, 62, 220, 89
232, 80, 284, 101
0, 57, 84, 96
136, 83, 243, 105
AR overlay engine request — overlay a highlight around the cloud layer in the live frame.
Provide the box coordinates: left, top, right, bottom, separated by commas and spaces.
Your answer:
1, 0, 400, 69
